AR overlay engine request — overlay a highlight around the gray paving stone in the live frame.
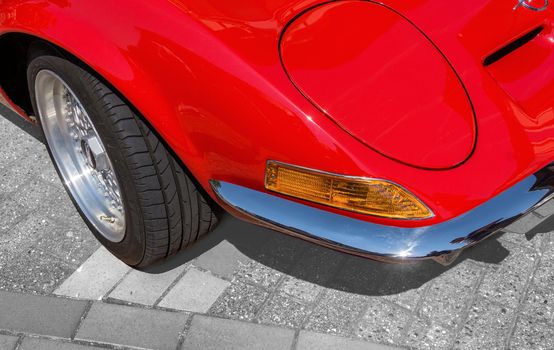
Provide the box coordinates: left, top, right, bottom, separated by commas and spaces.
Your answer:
327, 257, 388, 295
182, 315, 294, 350
257, 292, 310, 328
11, 178, 61, 213
478, 243, 536, 308
510, 317, 554, 350
0, 118, 39, 167
254, 233, 310, 272
0, 334, 18, 350
504, 212, 544, 234
534, 242, 554, 287
453, 297, 514, 350
40, 192, 85, 229
158, 268, 230, 312
534, 198, 554, 217
0, 159, 37, 196
404, 317, 453, 350
297, 331, 401, 350
55, 248, 130, 300
304, 290, 367, 336
0, 210, 97, 294
0, 276, 18, 292
110, 264, 186, 306
0, 215, 56, 272
209, 281, 269, 321
382, 285, 426, 311
288, 246, 344, 285
31, 218, 99, 267
234, 260, 283, 289
37, 158, 62, 186
0, 291, 88, 338
0, 197, 29, 233
496, 231, 542, 252
420, 262, 481, 328
18, 338, 99, 350
376, 264, 431, 311
279, 277, 322, 303
0, 248, 74, 294
76, 302, 188, 350
521, 283, 554, 322
2, 216, 56, 253
355, 300, 410, 345
194, 240, 249, 279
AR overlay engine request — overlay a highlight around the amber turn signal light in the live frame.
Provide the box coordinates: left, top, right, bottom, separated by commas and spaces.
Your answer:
265, 161, 433, 219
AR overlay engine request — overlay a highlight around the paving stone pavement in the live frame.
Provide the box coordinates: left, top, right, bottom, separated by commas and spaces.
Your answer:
1, 108, 554, 349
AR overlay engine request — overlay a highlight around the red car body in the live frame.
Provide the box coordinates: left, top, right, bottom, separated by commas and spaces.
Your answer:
1, 0, 554, 263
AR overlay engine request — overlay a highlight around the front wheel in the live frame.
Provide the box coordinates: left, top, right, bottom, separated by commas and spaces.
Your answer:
27, 53, 218, 267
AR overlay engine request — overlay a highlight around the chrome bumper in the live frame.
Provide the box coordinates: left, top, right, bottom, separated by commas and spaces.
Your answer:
210, 162, 554, 266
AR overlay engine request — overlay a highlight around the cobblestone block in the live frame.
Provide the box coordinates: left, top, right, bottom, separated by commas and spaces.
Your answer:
0, 291, 87, 338
18, 338, 99, 350
355, 300, 410, 346
159, 268, 229, 312
510, 317, 554, 350
54, 248, 130, 300
234, 261, 283, 289
404, 317, 453, 350
194, 240, 249, 279
12, 179, 61, 213
453, 297, 514, 350
182, 315, 294, 350
520, 283, 554, 322
0, 197, 29, 233
534, 199, 554, 217
534, 244, 554, 286
209, 281, 269, 321
34, 223, 99, 267
478, 243, 536, 308
257, 292, 309, 328
297, 331, 401, 350
0, 334, 18, 350
0, 248, 74, 294
110, 264, 186, 306
304, 290, 367, 336
504, 212, 544, 234
420, 262, 481, 328
288, 246, 344, 285
279, 277, 322, 303
76, 302, 188, 350
496, 231, 542, 252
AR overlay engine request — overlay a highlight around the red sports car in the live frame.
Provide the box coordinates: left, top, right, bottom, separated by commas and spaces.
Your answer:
1, 0, 553, 267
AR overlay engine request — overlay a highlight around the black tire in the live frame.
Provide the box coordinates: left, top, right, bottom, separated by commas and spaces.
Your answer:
27, 51, 219, 267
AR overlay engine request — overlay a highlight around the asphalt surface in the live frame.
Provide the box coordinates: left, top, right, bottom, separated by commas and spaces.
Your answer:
1, 106, 554, 349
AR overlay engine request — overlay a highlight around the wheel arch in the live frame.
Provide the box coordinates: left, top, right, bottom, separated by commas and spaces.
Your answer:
0, 32, 35, 116
0, 30, 215, 204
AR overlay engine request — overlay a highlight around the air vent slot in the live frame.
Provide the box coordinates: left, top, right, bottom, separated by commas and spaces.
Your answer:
484, 26, 543, 66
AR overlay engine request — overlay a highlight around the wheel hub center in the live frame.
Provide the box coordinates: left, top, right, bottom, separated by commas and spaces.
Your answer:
80, 139, 97, 170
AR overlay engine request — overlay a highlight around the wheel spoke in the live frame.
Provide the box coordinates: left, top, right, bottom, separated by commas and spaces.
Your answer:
35, 70, 126, 242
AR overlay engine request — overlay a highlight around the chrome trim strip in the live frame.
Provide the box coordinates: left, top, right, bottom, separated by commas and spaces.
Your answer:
210, 162, 554, 265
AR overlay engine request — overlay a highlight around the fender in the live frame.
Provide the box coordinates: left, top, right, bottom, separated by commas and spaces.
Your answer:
0, 0, 346, 202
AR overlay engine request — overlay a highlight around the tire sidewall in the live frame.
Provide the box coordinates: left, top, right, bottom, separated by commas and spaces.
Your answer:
27, 55, 146, 266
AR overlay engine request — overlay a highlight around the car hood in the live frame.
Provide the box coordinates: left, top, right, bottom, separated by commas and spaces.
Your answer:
170, 0, 552, 168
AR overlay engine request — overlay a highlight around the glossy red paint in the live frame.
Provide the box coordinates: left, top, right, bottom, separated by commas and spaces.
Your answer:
280, 1, 476, 169
1, 0, 554, 228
